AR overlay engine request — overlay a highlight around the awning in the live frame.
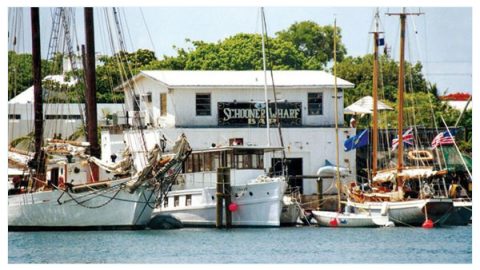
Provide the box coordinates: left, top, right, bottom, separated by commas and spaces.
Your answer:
344, 96, 393, 115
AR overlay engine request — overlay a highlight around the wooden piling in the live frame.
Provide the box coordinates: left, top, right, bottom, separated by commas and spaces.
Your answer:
216, 167, 224, 229
223, 168, 232, 228
317, 177, 323, 210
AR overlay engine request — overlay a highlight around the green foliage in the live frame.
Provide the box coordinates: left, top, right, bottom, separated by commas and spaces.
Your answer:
276, 21, 347, 69
9, 52, 49, 100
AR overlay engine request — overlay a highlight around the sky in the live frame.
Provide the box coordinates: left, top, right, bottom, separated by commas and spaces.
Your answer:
5, 4, 474, 96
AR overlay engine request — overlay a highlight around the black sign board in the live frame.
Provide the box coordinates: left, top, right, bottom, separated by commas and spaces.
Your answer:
218, 102, 302, 127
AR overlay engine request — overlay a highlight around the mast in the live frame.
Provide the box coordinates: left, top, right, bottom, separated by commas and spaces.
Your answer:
371, 9, 381, 176
84, 7, 99, 182
333, 17, 341, 212
261, 7, 271, 146
387, 8, 422, 185
30, 7, 45, 175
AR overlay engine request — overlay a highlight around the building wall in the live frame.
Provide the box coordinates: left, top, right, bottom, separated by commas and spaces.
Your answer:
127, 76, 346, 128
8, 103, 123, 144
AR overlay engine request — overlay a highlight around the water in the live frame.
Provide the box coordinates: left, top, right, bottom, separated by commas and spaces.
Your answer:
8, 225, 471, 264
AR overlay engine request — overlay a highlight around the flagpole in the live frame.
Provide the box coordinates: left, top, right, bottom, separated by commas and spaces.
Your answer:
440, 116, 472, 179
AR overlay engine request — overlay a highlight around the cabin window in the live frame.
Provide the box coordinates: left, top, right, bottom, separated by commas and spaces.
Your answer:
204, 152, 212, 171
163, 198, 168, 208
198, 153, 204, 171
160, 93, 167, 116
186, 194, 192, 206
307, 92, 323, 115
133, 94, 140, 111
212, 152, 220, 171
192, 154, 199, 172
236, 154, 244, 169
185, 155, 193, 173
174, 195, 180, 207
8, 114, 21, 120
196, 93, 211, 116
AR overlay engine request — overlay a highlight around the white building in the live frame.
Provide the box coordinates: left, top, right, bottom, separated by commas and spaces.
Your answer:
102, 70, 357, 195
8, 75, 124, 143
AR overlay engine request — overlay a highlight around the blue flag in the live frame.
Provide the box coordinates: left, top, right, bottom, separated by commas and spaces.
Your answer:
377, 38, 385, 46
344, 129, 369, 152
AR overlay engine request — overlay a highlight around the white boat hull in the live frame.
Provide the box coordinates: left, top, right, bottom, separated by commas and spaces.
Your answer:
348, 198, 453, 226
8, 179, 156, 230
157, 180, 286, 227
312, 211, 391, 227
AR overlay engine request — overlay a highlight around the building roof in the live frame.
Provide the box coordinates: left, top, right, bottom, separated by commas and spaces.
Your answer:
123, 70, 354, 90
8, 75, 77, 104
439, 92, 471, 101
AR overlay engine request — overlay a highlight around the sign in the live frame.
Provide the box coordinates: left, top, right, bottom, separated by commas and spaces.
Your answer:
218, 102, 302, 127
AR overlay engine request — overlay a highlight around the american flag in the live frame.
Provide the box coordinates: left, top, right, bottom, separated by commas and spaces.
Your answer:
392, 127, 414, 151
431, 130, 456, 149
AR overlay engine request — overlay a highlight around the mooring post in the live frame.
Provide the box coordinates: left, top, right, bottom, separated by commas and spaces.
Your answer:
224, 168, 232, 228
216, 167, 225, 229
317, 177, 323, 210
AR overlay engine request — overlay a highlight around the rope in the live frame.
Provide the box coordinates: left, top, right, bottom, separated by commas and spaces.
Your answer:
61, 187, 122, 209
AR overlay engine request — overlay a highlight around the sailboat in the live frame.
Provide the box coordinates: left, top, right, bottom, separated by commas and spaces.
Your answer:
311, 16, 393, 227
8, 8, 191, 230
345, 8, 454, 227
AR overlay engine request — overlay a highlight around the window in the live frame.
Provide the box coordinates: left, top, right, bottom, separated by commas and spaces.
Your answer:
45, 114, 81, 120
308, 92, 323, 115
8, 114, 21, 120
174, 196, 180, 207
196, 93, 211, 116
143, 92, 152, 103
186, 195, 192, 206
160, 93, 167, 116
133, 94, 140, 111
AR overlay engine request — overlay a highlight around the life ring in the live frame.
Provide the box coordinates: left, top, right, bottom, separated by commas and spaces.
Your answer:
407, 150, 433, 161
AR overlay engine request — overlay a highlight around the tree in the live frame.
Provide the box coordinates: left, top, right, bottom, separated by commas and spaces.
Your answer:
336, 54, 431, 107
276, 21, 347, 69
148, 33, 307, 71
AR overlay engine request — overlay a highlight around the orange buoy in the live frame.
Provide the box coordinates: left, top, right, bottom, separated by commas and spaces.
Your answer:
329, 218, 338, 227
228, 203, 238, 212
422, 219, 434, 229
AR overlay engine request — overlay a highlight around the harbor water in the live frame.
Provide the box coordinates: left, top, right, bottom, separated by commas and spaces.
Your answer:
9, 225, 471, 264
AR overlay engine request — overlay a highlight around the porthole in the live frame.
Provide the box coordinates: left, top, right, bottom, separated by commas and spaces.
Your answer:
249, 191, 253, 196
267, 192, 270, 195
211, 196, 215, 201
235, 193, 239, 198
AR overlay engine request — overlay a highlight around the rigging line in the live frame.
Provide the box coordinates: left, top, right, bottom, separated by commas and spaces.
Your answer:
139, 8, 156, 53
262, 8, 287, 170
111, 8, 149, 155
404, 25, 422, 167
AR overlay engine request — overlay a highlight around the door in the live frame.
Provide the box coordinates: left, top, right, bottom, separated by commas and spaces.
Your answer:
272, 158, 303, 193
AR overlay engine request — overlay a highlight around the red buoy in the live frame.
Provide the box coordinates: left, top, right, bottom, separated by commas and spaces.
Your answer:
422, 219, 434, 229
329, 218, 338, 227
228, 203, 238, 212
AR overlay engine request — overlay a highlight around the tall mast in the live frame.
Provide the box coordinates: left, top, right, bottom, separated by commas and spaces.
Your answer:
84, 7, 99, 181
261, 7, 271, 146
387, 8, 422, 181
30, 7, 45, 174
371, 9, 381, 176
333, 17, 341, 212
